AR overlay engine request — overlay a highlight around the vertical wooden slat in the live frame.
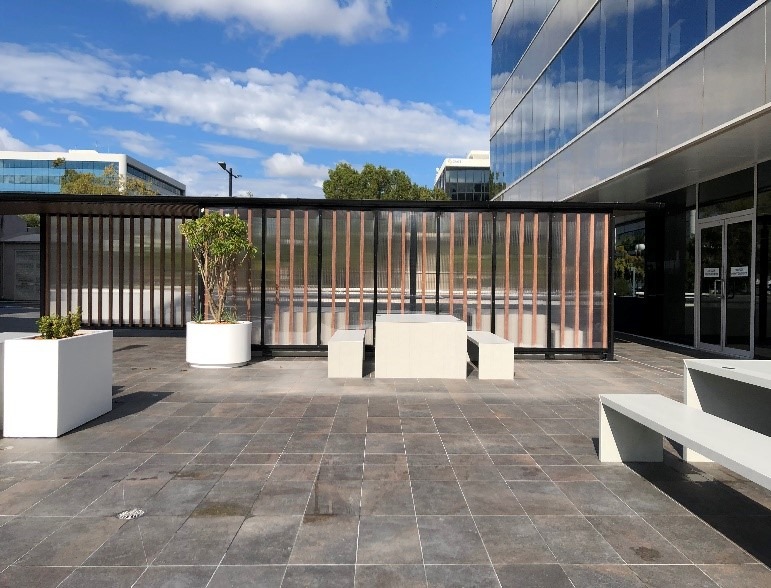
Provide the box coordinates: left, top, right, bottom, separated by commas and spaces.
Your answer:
463, 213, 469, 324
274, 210, 281, 344
574, 214, 581, 347
331, 210, 337, 333
421, 213, 428, 312
387, 212, 393, 313
303, 211, 309, 344
289, 210, 295, 341
77, 216, 83, 313
359, 212, 365, 328
504, 213, 510, 340
149, 217, 155, 326
139, 217, 144, 326
96, 217, 102, 323
518, 214, 525, 345
66, 216, 72, 313
560, 213, 567, 347
119, 217, 125, 325
246, 210, 253, 321
180, 218, 186, 326
449, 212, 455, 315
170, 217, 176, 326
400, 213, 407, 312
87, 216, 94, 325
108, 217, 114, 324
158, 217, 166, 327
476, 213, 483, 329
588, 214, 596, 348
345, 211, 351, 327
602, 214, 609, 348
532, 213, 539, 345
128, 218, 134, 326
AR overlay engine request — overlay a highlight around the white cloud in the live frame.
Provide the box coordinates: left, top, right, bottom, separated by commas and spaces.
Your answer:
161, 153, 323, 197
127, 0, 405, 43
0, 128, 32, 150
68, 114, 88, 126
98, 128, 167, 158
199, 143, 261, 159
263, 152, 328, 179
433, 22, 449, 38
19, 110, 44, 123
0, 43, 488, 157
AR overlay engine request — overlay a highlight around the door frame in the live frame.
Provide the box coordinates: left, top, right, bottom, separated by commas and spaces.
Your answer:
695, 211, 755, 357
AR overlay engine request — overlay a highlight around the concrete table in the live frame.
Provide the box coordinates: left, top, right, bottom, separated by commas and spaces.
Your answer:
375, 313, 467, 379
683, 358, 771, 461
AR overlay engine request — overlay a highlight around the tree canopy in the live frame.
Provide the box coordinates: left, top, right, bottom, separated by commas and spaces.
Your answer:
322, 163, 447, 201
55, 159, 158, 196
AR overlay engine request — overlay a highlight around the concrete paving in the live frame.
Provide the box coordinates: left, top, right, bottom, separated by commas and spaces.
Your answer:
0, 333, 768, 587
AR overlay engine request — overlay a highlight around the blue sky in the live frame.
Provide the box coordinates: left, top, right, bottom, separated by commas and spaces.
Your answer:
0, 1, 490, 197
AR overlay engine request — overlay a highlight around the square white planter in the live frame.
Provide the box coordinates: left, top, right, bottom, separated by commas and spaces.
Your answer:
0, 332, 39, 425
3, 330, 113, 437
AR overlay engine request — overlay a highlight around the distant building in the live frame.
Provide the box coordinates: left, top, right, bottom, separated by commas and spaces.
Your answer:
434, 151, 490, 201
0, 149, 185, 196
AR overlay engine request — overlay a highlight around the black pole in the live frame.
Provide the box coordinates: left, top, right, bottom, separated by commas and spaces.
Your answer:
228, 170, 233, 197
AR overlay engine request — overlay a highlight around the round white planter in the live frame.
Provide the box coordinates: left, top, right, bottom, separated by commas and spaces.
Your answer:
186, 321, 252, 368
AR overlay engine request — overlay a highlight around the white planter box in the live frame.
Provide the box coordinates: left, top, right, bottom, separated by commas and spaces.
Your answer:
186, 321, 252, 368
3, 330, 113, 438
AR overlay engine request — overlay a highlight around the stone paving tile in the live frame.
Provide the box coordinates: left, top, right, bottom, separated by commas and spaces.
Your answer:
355, 564, 427, 587
0, 337, 768, 586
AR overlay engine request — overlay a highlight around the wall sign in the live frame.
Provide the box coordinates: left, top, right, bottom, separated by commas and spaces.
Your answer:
730, 266, 749, 277
703, 267, 720, 278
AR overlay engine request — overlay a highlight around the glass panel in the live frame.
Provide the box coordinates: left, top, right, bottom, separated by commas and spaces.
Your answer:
600, 0, 627, 117
656, 52, 704, 154
755, 167, 771, 357
703, 9, 765, 132
726, 219, 752, 351
711, 0, 755, 33
559, 36, 579, 149
627, 0, 662, 95
664, 0, 707, 67
698, 167, 754, 218
699, 224, 722, 346
578, 5, 601, 133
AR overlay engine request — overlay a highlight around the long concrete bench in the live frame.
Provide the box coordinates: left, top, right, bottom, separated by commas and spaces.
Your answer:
327, 329, 365, 378
599, 393, 771, 491
467, 330, 514, 380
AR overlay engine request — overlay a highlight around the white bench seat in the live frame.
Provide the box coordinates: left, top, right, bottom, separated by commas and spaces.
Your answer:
600, 393, 771, 491
467, 330, 514, 380
327, 329, 365, 378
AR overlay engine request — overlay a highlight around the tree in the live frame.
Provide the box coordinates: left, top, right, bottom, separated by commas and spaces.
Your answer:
323, 162, 448, 201
55, 160, 158, 196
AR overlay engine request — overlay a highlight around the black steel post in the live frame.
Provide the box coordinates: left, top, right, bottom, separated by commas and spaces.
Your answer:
491, 211, 497, 333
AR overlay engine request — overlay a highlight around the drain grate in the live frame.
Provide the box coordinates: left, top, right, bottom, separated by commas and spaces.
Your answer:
117, 508, 145, 520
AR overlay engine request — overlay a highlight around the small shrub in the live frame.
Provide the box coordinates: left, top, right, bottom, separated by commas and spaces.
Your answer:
37, 308, 82, 339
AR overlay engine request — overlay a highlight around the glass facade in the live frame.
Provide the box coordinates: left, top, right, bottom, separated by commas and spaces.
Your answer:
0, 159, 111, 193
435, 167, 491, 201
491, 0, 757, 194
127, 164, 184, 196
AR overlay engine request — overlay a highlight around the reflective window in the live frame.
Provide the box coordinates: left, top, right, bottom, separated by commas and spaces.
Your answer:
600, 0, 627, 117
578, 5, 601, 132
710, 0, 755, 33
559, 36, 579, 149
664, 0, 707, 67
627, 0, 662, 96
698, 167, 754, 218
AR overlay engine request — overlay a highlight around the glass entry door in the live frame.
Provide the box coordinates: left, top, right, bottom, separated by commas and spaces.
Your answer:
698, 215, 754, 356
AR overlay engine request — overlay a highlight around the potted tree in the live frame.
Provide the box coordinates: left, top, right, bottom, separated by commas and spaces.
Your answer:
3, 308, 113, 437
180, 212, 257, 368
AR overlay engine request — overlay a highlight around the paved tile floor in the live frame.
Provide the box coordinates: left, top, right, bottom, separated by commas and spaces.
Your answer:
0, 334, 768, 587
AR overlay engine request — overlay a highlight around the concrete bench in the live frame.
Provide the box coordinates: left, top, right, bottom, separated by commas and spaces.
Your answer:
600, 393, 771, 491
327, 329, 365, 378
467, 330, 514, 380
683, 359, 771, 461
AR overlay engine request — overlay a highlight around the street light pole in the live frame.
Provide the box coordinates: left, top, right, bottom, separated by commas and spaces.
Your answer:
217, 161, 241, 197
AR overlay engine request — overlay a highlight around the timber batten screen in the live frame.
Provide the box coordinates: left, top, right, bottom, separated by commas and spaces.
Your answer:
8, 195, 622, 356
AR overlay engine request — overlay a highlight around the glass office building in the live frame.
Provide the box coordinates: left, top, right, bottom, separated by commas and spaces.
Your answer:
491, 1, 771, 358
434, 151, 491, 201
0, 150, 185, 196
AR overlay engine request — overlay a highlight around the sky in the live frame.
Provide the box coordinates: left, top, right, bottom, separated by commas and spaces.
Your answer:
0, 0, 491, 198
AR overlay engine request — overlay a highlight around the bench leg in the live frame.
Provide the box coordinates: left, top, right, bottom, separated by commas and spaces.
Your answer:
599, 403, 663, 462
